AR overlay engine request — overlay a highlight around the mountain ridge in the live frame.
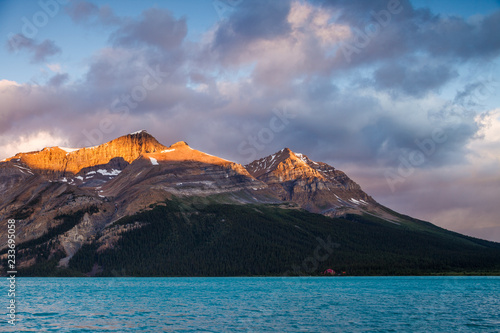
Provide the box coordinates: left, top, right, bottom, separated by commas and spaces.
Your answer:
3, 130, 166, 178
1, 130, 499, 276
246, 148, 376, 216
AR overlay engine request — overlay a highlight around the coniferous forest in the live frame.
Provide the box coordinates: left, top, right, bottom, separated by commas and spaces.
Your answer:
14, 198, 500, 277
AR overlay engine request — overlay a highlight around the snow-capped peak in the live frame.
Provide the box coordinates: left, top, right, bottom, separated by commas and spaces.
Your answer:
130, 129, 147, 135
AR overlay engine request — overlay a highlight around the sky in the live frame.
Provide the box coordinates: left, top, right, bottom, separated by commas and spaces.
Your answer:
0, 0, 499, 242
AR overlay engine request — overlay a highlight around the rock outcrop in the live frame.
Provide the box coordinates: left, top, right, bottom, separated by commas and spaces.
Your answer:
4, 130, 166, 179
246, 148, 374, 215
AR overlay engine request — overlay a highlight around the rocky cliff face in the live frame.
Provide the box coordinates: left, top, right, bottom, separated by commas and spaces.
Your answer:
0, 160, 34, 194
246, 148, 374, 215
4, 130, 166, 179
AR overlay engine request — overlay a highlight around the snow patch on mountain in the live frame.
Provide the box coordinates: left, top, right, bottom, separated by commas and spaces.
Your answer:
294, 153, 308, 163
13, 164, 34, 175
130, 130, 147, 135
249, 153, 282, 174
59, 147, 80, 153
97, 169, 121, 176
349, 198, 368, 205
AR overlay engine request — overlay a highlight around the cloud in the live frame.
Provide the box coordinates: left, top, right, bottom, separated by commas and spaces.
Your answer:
6, 34, 61, 63
298, 1, 500, 73
1, 1, 495, 170
66, 4, 188, 60
373, 63, 458, 97
453, 75, 499, 110
1, 0, 500, 240
416, 10, 500, 60
335, 110, 500, 242
65, 0, 121, 25
358, 162, 500, 242
0, 79, 20, 88
468, 109, 500, 167
48, 73, 69, 87
109, 8, 187, 51
213, 0, 292, 49
204, 1, 351, 86
47, 63, 62, 73
0, 131, 68, 160
65, 0, 98, 23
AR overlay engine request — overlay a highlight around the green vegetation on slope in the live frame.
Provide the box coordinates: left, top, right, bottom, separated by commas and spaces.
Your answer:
61, 199, 500, 277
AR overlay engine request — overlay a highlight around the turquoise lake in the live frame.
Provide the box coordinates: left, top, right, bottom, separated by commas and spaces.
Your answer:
5, 276, 500, 332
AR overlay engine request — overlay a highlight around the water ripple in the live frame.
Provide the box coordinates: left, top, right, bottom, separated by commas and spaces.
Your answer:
4, 276, 499, 332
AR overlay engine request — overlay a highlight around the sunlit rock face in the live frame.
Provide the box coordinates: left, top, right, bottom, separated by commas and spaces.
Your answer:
246, 148, 375, 215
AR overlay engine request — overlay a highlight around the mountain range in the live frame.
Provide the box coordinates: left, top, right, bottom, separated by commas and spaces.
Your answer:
1, 130, 499, 276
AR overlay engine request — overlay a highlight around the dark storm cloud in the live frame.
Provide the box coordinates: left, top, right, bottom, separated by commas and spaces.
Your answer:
6, 34, 60, 63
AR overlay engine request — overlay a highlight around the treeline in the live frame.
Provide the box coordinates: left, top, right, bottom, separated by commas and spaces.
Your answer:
63, 200, 500, 277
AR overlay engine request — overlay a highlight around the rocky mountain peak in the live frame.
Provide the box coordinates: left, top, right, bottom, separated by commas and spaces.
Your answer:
245, 148, 318, 179
2, 131, 167, 179
128, 129, 148, 136
169, 141, 189, 149
245, 148, 370, 215
112, 130, 166, 153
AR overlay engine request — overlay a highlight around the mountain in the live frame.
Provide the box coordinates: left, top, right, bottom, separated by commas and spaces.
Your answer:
3, 130, 166, 185
97, 139, 268, 216
1, 131, 499, 276
246, 148, 375, 217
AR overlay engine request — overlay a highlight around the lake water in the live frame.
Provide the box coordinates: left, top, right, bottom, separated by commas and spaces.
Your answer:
5, 276, 499, 332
